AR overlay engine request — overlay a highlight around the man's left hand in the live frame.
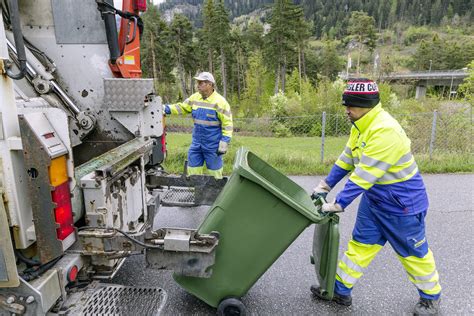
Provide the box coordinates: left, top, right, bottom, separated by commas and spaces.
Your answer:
217, 141, 228, 155
322, 202, 344, 213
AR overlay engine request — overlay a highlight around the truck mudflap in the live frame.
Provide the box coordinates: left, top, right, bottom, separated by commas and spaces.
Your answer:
58, 282, 167, 316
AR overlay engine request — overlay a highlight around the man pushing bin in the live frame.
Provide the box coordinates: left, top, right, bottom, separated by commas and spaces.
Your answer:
311, 78, 441, 316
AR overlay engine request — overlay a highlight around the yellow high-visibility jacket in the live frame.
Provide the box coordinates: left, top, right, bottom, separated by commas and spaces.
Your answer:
326, 103, 428, 215
167, 91, 233, 151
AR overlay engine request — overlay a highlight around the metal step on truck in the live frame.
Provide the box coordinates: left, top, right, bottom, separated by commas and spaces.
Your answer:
0, 0, 227, 314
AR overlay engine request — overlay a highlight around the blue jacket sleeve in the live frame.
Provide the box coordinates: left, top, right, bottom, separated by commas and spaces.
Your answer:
325, 164, 350, 188
335, 179, 365, 209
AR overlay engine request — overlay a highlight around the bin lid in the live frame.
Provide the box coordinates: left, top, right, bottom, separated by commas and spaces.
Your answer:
232, 147, 325, 223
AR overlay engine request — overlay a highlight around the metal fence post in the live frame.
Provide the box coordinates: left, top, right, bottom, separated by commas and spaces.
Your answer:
321, 112, 326, 163
429, 110, 438, 159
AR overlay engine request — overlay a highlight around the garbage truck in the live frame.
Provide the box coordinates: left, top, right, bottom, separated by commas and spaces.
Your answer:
0, 0, 226, 314
0, 0, 340, 315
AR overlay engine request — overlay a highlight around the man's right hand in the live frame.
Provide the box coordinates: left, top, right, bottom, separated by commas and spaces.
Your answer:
311, 179, 331, 200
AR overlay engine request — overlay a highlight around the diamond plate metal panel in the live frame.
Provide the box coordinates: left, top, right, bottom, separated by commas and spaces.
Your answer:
82, 285, 167, 316
161, 187, 195, 206
104, 79, 155, 109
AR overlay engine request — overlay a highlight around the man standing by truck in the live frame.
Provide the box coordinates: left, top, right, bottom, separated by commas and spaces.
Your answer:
164, 72, 233, 179
311, 79, 441, 315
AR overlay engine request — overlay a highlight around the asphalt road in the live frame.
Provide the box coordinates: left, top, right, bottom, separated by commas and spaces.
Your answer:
112, 174, 474, 315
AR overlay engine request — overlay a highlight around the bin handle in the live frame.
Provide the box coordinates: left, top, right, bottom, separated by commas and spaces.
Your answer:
312, 196, 339, 224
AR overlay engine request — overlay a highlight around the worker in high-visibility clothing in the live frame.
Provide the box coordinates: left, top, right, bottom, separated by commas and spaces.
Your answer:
311, 79, 441, 315
164, 72, 233, 179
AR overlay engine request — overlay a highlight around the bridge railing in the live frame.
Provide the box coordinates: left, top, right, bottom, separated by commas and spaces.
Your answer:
339, 69, 468, 81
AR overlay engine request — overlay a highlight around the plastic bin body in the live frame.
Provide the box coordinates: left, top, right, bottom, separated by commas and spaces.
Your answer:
173, 148, 325, 307
312, 213, 340, 300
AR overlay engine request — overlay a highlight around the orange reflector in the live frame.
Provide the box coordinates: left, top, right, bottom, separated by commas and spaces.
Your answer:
49, 156, 68, 187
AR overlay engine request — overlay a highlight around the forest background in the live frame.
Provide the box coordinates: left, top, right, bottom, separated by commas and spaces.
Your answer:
139, 0, 473, 174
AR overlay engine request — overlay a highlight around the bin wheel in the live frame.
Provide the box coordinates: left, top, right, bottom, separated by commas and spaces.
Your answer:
217, 297, 246, 316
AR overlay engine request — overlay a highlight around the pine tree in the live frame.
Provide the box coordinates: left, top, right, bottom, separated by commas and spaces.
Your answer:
230, 29, 246, 99
348, 11, 377, 74
430, 0, 444, 25
243, 21, 264, 52
140, 1, 174, 100
213, 0, 231, 98
265, 0, 305, 94
242, 50, 269, 117
169, 14, 194, 98
293, 7, 311, 91
319, 40, 343, 80
202, 0, 215, 72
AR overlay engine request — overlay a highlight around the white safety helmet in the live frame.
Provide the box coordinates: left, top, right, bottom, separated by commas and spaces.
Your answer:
194, 72, 216, 85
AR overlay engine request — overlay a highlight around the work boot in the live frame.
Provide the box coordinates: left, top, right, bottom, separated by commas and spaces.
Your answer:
413, 297, 440, 315
310, 285, 352, 306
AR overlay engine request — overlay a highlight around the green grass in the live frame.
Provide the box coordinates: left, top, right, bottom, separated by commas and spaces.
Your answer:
163, 133, 473, 175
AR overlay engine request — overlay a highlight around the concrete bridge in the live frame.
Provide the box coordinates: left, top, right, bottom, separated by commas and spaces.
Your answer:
341, 70, 469, 99
380, 70, 468, 99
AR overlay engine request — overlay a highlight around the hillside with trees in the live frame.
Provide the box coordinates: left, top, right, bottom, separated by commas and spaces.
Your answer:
141, 0, 474, 119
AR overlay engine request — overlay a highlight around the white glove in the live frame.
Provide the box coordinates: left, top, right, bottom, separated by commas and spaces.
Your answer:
217, 141, 228, 155
313, 179, 331, 196
322, 202, 344, 213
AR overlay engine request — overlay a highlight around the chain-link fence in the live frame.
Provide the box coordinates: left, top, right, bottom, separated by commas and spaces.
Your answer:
165, 110, 472, 162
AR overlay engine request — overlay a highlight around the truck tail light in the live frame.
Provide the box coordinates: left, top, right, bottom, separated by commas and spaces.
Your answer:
161, 131, 166, 154
49, 156, 75, 241
135, 0, 147, 11
67, 265, 79, 282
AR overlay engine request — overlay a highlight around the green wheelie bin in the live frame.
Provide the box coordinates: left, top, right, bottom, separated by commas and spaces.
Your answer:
173, 147, 340, 315
311, 206, 340, 300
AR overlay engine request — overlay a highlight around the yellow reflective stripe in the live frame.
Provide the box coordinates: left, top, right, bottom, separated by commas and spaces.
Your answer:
412, 281, 439, 291
354, 167, 378, 184
398, 249, 437, 276
190, 100, 232, 117
336, 147, 355, 170
223, 125, 233, 131
360, 154, 392, 171
408, 270, 438, 282
341, 254, 366, 273
190, 100, 217, 108
338, 153, 354, 166
170, 104, 184, 115
176, 106, 184, 115
207, 168, 223, 179
336, 240, 383, 289
187, 166, 204, 175
344, 146, 352, 156
347, 239, 383, 267
379, 161, 418, 182
335, 160, 354, 171
215, 106, 232, 117
397, 249, 442, 295
194, 119, 221, 126
336, 266, 359, 285
396, 152, 413, 165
